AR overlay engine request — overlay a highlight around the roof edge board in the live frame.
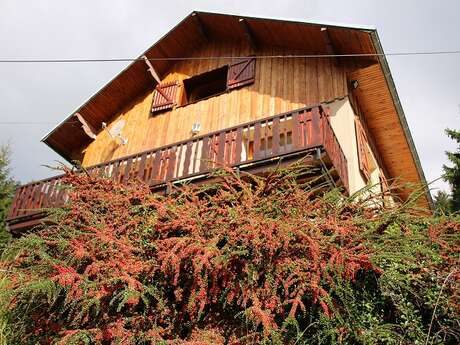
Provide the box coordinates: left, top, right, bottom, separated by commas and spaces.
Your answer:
369, 30, 434, 209
194, 10, 377, 31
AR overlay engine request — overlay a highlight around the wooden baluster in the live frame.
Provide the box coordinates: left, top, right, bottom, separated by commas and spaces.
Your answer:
137, 153, 147, 182
151, 151, 162, 185
28, 185, 38, 213
123, 157, 133, 184
264, 120, 269, 157
272, 117, 280, 155
36, 183, 46, 209
98, 165, 106, 178
200, 136, 210, 173
17, 185, 28, 216
292, 111, 301, 149
42, 180, 56, 208
166, 147, 177, 180
11, 186, 25, 218
50, 182, 61, 207
8, 188, 20, 218
234, 127, 243, 164
111, 161, 120, 182
25, 185, 37, 216
143, 154, 152, 182
56, 180, 67, 207
192, 139, 199, 174
253, 122, 261, 159
224, 132, 231, 165
175, 144, 184, 178
183, 141, 193, 177
310, 107, 322, 147
217, 132, 226, 167
283, 114, 289, 152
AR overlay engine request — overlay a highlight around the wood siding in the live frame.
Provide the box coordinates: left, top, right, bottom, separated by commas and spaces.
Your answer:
81, 40, 349, 166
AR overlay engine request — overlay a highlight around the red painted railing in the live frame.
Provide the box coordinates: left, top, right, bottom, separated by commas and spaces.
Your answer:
7, 105, 348, 225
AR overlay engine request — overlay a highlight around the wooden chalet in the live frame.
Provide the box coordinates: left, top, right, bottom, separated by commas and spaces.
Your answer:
7, 11, 432, 232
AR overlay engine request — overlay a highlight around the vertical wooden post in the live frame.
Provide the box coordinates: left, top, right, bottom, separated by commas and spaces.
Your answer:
310, 107, 322, 147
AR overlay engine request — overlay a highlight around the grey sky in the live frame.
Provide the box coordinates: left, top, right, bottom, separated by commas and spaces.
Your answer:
0, 0, 458, 195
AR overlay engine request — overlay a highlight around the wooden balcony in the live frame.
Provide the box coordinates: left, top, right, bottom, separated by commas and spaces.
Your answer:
7, 105, 348, 232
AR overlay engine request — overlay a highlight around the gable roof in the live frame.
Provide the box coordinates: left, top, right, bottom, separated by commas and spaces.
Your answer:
40, 11, 433, 209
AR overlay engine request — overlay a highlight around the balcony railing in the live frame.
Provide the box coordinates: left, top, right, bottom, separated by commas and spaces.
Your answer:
7, 105, 348, 230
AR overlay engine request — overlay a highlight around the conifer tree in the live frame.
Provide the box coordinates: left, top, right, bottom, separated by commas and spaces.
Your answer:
0, 145, 17, 248
433, 190, 452, 215
443, 128, 460, 212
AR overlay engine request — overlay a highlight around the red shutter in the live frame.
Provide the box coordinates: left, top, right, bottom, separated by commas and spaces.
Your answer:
379, 168, 389, 193
355, 118, 371, 181
227, 58, 256, 90
151, 81, 178, 113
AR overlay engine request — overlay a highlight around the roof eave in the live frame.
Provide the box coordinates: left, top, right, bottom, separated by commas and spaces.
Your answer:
368, 30, 434, 209
194, 10, 377, 31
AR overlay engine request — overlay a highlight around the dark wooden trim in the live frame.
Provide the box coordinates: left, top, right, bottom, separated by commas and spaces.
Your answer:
238, 18, 257, 51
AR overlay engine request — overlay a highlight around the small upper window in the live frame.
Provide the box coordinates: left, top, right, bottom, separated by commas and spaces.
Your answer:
151, 58, 256, 113
183, 66, 228, 104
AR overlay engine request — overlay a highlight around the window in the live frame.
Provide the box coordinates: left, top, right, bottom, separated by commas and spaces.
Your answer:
183, 66, 228, 104
150, 57, 256, 113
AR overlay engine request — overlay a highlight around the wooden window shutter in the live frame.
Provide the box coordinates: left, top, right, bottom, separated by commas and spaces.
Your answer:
355, 118, 371, 181
379, 168, 389, 193
151, 81, 178, 113
227, 58, 256, 90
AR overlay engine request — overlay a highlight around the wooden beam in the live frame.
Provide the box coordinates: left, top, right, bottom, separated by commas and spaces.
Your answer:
142, 55, 161, 84
239, 18, 257, 52
320, 27, 339, 65
191, 12, 210, 42
75, 112, 97, 139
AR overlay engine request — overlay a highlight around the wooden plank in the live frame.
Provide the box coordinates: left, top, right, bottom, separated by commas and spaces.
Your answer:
151, 151, 162, 184
292, 111, 300, 149
191, 139, 199, 174
253, 121, 261, 159
217, 132, 226, 165
182, 141, 193, 176
123, 157, 133, 184
20, 185, 33, 216
42, 180, 56, 208
272, 117, 280, 154
234, 127, 243, 164
137, 152, 147, 182
310, 107, 322, 147
200, 136, 210, 172
166, 147, 177, 180
111, 160, 121, 183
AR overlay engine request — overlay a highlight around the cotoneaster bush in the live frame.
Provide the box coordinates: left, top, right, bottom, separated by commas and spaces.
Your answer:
0, 164, 458, 344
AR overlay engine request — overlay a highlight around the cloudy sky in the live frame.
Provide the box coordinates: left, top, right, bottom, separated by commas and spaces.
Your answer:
0, 0, 458, 195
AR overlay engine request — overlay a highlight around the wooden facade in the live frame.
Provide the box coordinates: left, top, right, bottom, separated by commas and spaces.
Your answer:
81, 41, 351, 167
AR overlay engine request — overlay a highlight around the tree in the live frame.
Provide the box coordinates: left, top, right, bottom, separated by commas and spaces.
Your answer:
0, 145, 17, 248
433, 190, 452, 215
443, 128, 460, 212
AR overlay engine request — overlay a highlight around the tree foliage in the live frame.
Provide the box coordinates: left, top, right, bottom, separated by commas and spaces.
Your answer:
0, 145, 17, 249
434, 190, 452, 216
0, 165, 459, 344
443, 128, 460, 212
